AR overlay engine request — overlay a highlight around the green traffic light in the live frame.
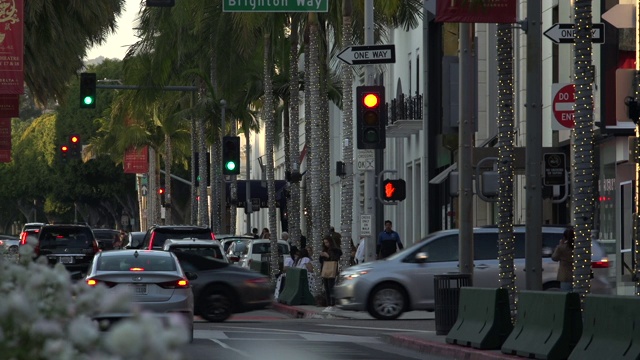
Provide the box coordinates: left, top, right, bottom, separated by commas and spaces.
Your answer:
83, 96, 94, 106
225, 161, 237, 171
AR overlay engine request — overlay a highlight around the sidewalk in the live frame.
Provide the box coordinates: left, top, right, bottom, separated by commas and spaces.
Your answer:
271, 302, 521, 360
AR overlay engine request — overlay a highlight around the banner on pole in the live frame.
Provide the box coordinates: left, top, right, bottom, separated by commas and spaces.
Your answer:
0, 0, 24, 94
435, 0, 517, 23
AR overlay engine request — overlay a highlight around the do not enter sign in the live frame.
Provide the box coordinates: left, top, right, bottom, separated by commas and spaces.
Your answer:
552, 83, 575, 130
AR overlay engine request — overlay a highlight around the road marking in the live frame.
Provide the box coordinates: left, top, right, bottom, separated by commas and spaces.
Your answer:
208, 339, 251, 358
316, 324, 437, 333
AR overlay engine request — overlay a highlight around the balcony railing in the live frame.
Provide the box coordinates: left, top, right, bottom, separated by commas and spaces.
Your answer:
388, 93, 423, 124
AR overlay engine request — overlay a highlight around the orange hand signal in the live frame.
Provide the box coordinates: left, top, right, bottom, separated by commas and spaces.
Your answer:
384, 182, 396, 198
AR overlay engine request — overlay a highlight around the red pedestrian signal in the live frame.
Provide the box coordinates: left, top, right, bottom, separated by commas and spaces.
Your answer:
380, 179, 406, 202
357, 86, 386, 149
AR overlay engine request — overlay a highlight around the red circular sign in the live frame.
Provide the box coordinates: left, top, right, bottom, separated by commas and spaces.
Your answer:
553, 84, 575, 129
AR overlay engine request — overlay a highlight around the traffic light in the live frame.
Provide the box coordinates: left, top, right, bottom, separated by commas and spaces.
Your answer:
158, 187, 165, 205
146, 0, 175, 6
222, 136, 240, 175
60, 145, 69, 161
79, 73, 96, 108
356, 85, 386, 149
381, 179, 406, 202
69, 134, 81, 159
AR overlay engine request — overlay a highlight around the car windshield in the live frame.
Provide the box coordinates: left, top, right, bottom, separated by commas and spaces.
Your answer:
169, 245, 224, 260
39, 228, 94, 249
227, 240, 248, 253
93, 230, 118, 241
97, 253, 177, 272
251, 243, 289, 255
149, 228, 212, 248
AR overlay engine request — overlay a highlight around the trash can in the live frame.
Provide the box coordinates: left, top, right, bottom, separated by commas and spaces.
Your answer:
434, 273, 472, 335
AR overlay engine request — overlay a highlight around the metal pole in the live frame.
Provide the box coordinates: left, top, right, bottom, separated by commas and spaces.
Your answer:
458, 23, 474, 276
245, 130, 252, 235
525, 2, 543, 290
363, 0, 378, 262
220, 100, 228, 234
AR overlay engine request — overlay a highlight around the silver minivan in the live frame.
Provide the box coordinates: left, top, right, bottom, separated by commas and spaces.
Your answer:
334, 226, 612, 320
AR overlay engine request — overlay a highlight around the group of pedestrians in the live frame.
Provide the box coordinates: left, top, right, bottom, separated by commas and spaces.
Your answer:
273, 220, 406, 311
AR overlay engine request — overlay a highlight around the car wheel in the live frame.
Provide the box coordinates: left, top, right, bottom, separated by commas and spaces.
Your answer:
8, 245, 18, 254
367, 284, 405, 320
199, 289, 233, 322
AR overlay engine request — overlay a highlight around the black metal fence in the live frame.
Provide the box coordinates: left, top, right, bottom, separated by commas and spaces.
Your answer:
388, 93, 423, 124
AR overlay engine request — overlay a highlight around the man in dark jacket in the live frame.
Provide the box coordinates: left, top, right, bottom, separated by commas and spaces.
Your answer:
377, 220, 403, 259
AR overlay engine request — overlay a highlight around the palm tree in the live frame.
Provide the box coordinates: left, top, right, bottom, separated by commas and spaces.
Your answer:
25, 0, 126, 104
496, 23, 517, 316
572, 0, 595, 302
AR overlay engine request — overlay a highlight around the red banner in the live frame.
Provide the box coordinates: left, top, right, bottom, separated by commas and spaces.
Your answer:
0, 117, 10, 162
0, 0, 23, 94
123, 146, 149, 174
0, 94, 18, 117
435, 0, 517, 23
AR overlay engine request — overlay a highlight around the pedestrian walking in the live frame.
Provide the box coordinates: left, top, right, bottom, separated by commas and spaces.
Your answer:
377, 220, 403, 259
552, 227, 574, 292
252, 227, 259, 239
319, 235, 342, 311
261, 228, 270, 239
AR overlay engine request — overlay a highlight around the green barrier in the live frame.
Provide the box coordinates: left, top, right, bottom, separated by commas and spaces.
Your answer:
569, 295, 640, 360
249, 260, 269, 276
501, 291, 582, 359
277, 268, 315, 306
445, 287, 513, 349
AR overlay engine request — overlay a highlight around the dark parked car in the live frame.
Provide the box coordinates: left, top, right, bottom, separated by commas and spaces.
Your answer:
36, 224, 100, 274
173, 251, 272, 322
140, 225, 215, 250
92, 229, 120, 250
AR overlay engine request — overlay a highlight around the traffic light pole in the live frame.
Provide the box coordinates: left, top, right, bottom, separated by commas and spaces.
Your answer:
362, 0, 379, 262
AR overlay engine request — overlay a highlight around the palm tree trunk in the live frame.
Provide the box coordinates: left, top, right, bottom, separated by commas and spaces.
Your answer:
319, 24, 331, 239
572, 0, 594, 302
496, 23, 516, 318
289, 16, 302, 249
197, 87, 208, 226
263, 33, 279, 284
191, 115, 198, 224
308, 14, 323, 296
339, 1, 355, 270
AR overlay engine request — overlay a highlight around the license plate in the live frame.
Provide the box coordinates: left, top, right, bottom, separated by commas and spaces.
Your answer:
59, 256, 74, 264
131, 284, 147, 295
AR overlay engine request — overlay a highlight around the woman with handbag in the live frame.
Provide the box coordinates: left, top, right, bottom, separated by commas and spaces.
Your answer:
319, 235, 342, 311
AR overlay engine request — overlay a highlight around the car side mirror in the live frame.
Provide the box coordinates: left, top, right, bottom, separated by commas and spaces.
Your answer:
415, 252, 428, 263
185, 272, 198, 281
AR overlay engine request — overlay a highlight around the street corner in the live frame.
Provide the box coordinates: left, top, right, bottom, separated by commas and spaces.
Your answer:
271, 301, 322, 319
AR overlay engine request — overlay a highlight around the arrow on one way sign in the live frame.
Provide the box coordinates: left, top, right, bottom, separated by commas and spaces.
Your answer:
543, 23, 605, 44
337, 44, 396, 65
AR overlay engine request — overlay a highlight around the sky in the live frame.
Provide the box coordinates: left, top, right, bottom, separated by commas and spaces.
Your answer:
85, 0, 140, 60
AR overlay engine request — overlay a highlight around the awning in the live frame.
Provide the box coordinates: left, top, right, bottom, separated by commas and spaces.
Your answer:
430, 163, 457, 185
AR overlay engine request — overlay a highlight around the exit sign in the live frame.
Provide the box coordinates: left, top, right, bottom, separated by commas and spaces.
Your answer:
223, 0, 328, 12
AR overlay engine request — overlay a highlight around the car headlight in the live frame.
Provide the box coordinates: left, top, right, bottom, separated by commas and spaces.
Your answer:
342, 269, 371, 280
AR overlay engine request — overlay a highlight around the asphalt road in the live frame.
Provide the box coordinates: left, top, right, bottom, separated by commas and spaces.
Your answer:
182, 308, 449, 360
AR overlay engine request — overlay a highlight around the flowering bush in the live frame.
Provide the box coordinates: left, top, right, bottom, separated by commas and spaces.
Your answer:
0, 245, 188, 360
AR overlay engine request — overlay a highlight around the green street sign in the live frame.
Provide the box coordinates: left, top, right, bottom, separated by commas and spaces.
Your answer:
223, 0, 328, 12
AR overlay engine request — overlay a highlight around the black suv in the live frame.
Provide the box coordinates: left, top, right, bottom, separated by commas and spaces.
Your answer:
141, 225, 215, 250
36, 224, 99, 273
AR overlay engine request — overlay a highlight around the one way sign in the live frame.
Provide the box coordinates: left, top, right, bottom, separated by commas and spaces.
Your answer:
543, 23, 605, 44
337, 44, 396, 65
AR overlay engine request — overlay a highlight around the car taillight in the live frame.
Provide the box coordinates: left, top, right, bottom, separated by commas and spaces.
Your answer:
158, 279, 189, 289
92, 240, 100, 254
19, 232, 26, 245
245, 278, 268, 285
592, 259, 609, 268
130, 267, 144, 271
86, 279, 117, 288
211, 233, 215, 240
148, 232, 156, 249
